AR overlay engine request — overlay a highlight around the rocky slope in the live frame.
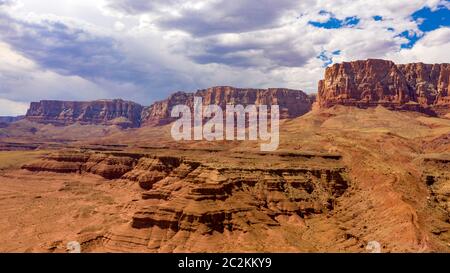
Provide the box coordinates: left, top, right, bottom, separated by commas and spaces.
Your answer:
141, 86, 313, 126
0, 116, 24, 128
21, 149, 350, 252
1, 106, 449, 252
317, 59, 450, 116
24, 87, 313, 128
25, 99, 144, 128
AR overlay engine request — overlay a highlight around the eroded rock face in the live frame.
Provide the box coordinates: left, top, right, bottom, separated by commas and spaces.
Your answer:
318, 59, 450, 116
0, 116, 24, 128
22, 150, 349, 252
25, 99, 144, 128
141, 86, 313, 126
24, 87, 313, 128
421, 155, 450, 242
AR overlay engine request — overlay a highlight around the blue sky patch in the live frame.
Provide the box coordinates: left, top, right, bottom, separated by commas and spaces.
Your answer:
396, 5, 449, 49
373, 15, 383, 21
397, 30, 422, 49
309, 12, 360, 29
317, 50, 341, 67
412, 5, 450, 32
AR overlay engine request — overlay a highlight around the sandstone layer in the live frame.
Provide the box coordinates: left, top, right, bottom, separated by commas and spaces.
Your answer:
23, 87, 312, 128
25, 99, 144, 128
21, 149, 349, 252
0, 106, 449, 252
318, 59, 450, 116
141, 86, 313, 126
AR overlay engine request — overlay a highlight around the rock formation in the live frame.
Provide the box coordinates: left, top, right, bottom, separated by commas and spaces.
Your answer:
22, 150, 349, 252
141, 86, 313, 126
24, 87, 313, 128
0, 116, 24, 128
317, 59, 450, 116
25, 99, 144, 128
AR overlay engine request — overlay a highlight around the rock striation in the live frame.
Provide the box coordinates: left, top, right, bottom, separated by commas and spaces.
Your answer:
317, 59, 450, 116
141, 86, 313, 126
0, 116, 24, 128
22, 150, 349, 252
24, 87, 313, 128
25, 99, 144, 128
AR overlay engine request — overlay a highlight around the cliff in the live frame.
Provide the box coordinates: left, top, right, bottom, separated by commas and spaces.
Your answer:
141, 86, 313, 126
317, 59, 450, 116
25, 99, 143, 128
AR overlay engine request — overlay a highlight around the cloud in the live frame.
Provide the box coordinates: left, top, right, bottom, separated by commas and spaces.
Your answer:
0, 98, 29, 116
412, 4, 450, 32
106, 0, 180, 15
0, 10, 211, 104
0, 13, 130, 82
0, 0, 15, 7
0, 0, 449, 116
387, 27, 450, 63
159, 0, 299, 36
107, 0, 301, 36
309, 12, 360, 29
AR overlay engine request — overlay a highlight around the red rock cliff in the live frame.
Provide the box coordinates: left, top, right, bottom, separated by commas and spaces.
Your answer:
317, 59, 450, 116
25, 99, 143, 128
141, 86, 313, 126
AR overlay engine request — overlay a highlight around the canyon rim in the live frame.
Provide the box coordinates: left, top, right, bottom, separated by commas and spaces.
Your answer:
0, 0, 449, 257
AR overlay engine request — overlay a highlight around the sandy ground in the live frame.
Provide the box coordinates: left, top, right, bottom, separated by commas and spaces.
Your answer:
0, 170, 140, 252
0, 106, 448, 252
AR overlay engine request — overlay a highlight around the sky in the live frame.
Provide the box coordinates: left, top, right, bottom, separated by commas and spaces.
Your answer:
0, 0, 449, 115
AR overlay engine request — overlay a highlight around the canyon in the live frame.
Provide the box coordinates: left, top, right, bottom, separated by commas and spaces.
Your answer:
0, 59, 449, 253
318, 59, 450, 117
24, 86, 313, 129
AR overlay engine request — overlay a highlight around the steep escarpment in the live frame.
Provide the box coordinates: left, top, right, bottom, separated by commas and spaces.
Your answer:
317, 59, 450, 116
0, 116, 24, 128
22, 150, 350, 252
419, 155, 450, 245
25, 99, 144, 128
23, 87, 313, 129
141, 86, 313, 126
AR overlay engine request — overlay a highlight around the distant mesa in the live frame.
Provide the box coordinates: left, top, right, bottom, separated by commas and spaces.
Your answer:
317, 59, 450, 116
0, 116, 24, 128
141, 86, 313, 126
25, 99, 144, 128
16, 60, 450, 129
22, 86, 313, 128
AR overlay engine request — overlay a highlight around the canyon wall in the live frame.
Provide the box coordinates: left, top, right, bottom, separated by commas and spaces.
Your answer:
25, 99, 144, 128
141, 86, 313, 126
317, 59, 450, 116
23, 60, 450, 130
24, 86, 313, 127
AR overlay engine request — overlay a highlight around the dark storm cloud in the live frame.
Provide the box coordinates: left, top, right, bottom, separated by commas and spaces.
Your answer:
185, 34, 315, 68
190, 45, 313, 68
108, 0, 298, 36
0, 12, 201, 103
0, 13, 181, 86
107, 0, 314, 68
0, 13, 129, 81
0, 0, 15, 6
106, 0, 180, 15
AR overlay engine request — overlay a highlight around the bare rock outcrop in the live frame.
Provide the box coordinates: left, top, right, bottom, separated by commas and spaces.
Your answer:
22, 150, 349, 252
141, 86, 313, 126
317, 59, 450, 116
25, 99, 143, 128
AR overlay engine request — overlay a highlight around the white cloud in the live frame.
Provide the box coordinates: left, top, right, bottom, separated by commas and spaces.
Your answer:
0, 98, 28, 116
0, 0, 448, 116
387, 27, 450, 63
114, 21, 125, 31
